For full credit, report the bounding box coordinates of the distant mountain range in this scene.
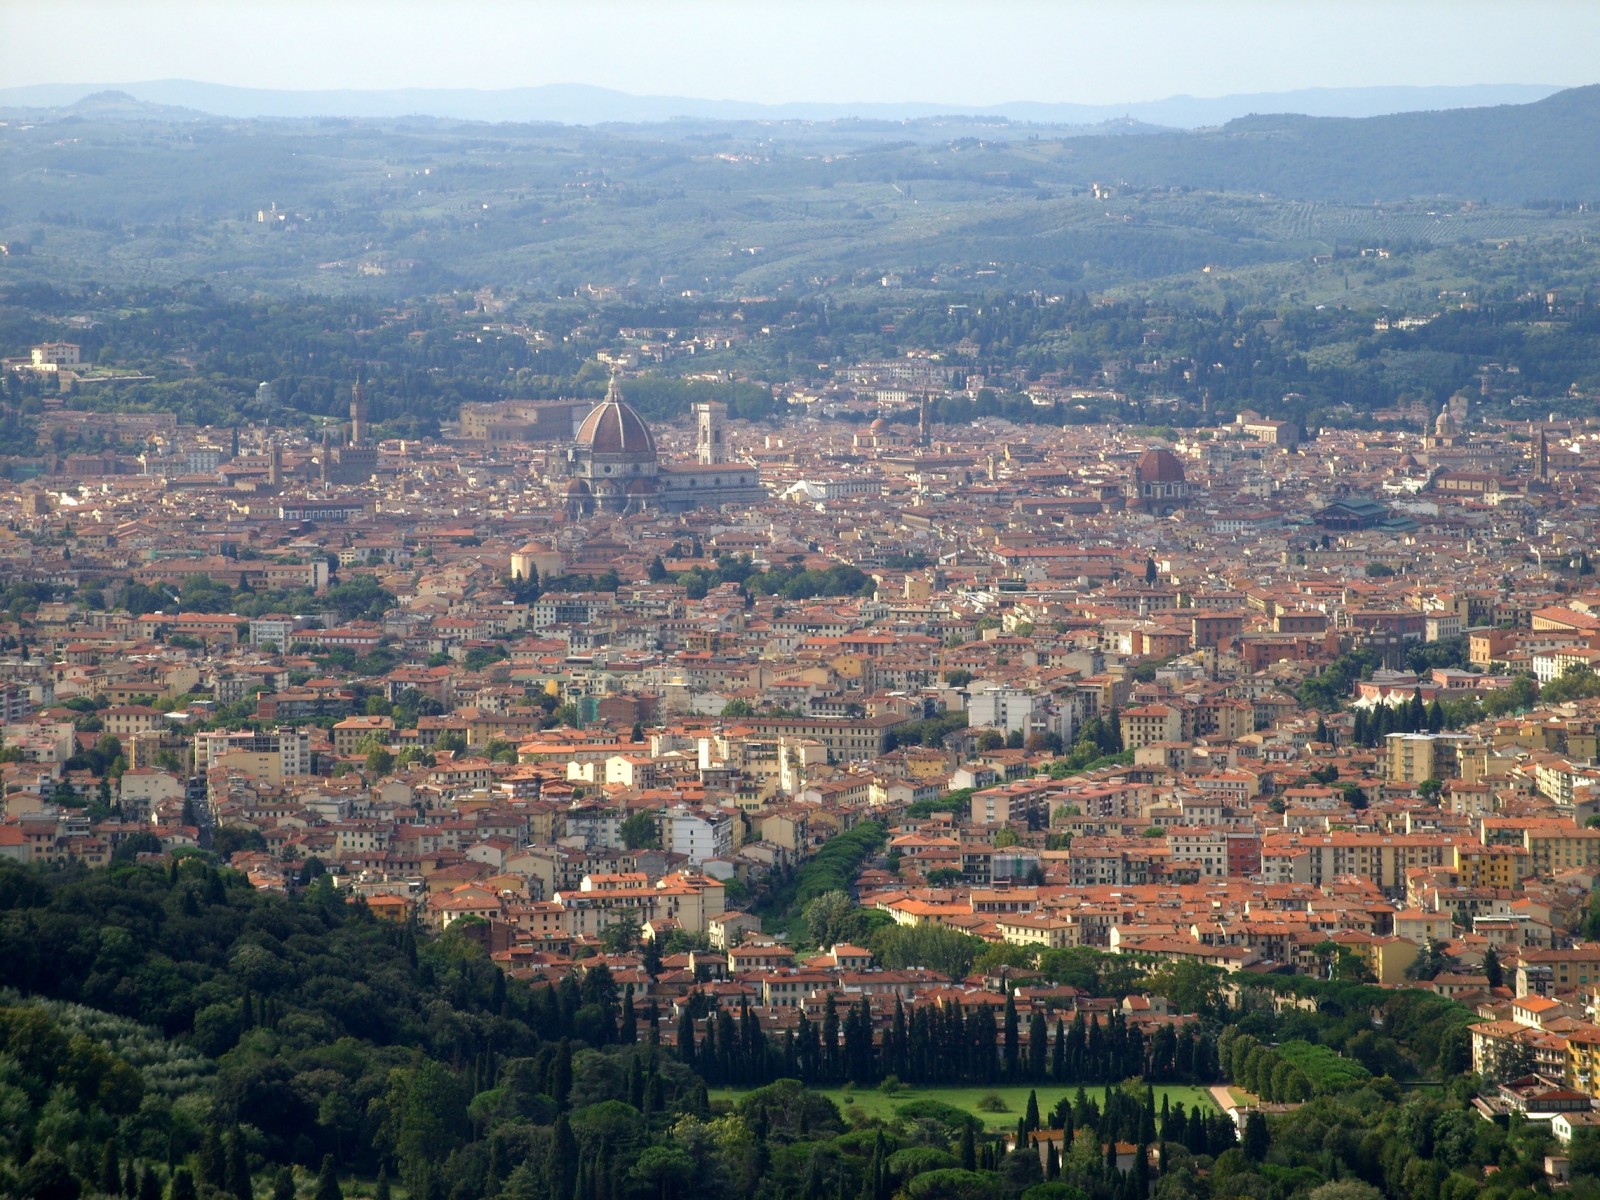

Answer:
[0,79,1567,128]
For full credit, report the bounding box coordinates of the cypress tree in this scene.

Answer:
[313,1155,342,1200]
[100,1139,122,1196]
[621,985,637,1044]
[1052,1017,1066,1082]
[227,1129,252,1200]
[892,999,909,1080]
[1003,994,1021,1080]
[1028,1010,1047,1081]
[960,1122,976,1171]
[677,1008,695,1066]
[822,996,840,1083]
[1025,1089,1041,1133]
[197,1129,225,1193]
[547,1114,578,1200]
[701,1013,720,1086]
[170,1168,199,1200]
[140,1166,162,1200]
[1242,1111,1269,1162]
[552,1039,574,1110]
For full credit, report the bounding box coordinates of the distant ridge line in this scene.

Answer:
[0,79,1569,129]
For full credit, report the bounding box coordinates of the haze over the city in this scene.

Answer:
[2,0,1593,111]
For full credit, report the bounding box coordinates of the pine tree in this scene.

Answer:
[1484,944,1504,989]
[375,1167,391,1200]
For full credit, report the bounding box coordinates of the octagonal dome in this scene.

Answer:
[576,376,656,459]
[1135,447,1185,484]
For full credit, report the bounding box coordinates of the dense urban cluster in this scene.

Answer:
[9,312,1600,1200]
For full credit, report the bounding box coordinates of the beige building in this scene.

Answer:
[1120,703,1188,751]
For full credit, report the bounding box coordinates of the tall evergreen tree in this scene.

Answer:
[547,1113,579,1200]
[313,1155,343,1200]
[1003,994,1020,1080]
[99,1139,122,1197]
[227,1130,253,1200]
[198,1128,226,1194]
[1484,945,1504,989]
[1028,1010,1048,1081]
[1242,1112,1269,1162]
[552,1039,574,1110]
[677,1007,695,1066]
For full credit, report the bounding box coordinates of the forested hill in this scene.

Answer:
[0,858,1533,1200]
[1054,84,1600,203]
[3,86,1599,300]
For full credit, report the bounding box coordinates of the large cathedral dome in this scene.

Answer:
[575,375,656,460]
[565,374,659,516]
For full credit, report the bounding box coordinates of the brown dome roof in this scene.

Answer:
[576,399,656,458]
[1136,448,1185,484]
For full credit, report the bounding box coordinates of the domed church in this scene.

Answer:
[564,373,660,515]
[1128,447,1190,516]
[562,374,765,517]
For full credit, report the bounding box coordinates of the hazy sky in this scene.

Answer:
[3,0,1594,103]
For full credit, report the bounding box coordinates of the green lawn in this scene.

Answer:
[713,1083,1218,1132]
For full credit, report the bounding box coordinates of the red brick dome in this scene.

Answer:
[1135,448,1185,484]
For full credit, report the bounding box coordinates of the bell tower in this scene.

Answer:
[349,369,368,446]
[694,401,727,465]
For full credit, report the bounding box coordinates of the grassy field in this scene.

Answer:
[712,1084,1218,1132]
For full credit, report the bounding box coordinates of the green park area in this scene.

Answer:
[715,1083,1219,1132]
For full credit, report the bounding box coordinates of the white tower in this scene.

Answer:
[694,401,727,465]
